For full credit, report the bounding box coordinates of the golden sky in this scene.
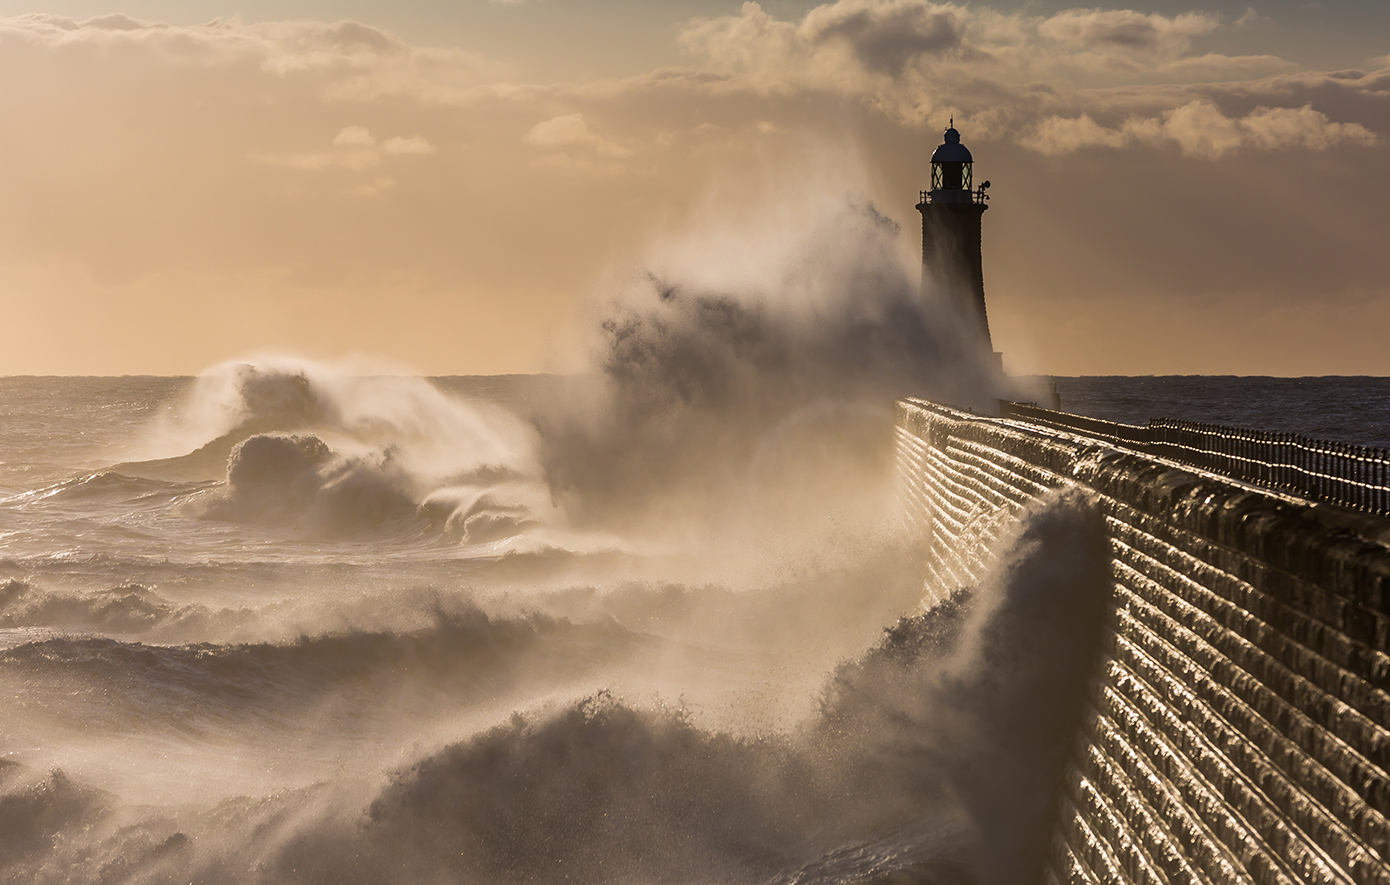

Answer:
[1,0,1388,376]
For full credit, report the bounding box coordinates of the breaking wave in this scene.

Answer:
[0,491,1110,885]
[540,197,1006,530]
[191,433,421,534]
[0,601,644,742]
[106,358,556,544]
[0,579,234,638]
[0,172,1096,885]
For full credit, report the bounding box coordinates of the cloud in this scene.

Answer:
[0,4,1387,375]
[72,13,150,32]
[524,113,632,159]
[678,1,1223,92]
[1028,101,1379,157]
[1235,8,1269,28]
[805,0,964,75]
[1036,9,1217,53]
[1028,113,1130,153]
[1237,104,1380,151]
[334,125,375,147]
[1,5,1375,165]
[259,128,435,178]
[0,13,496,104]
[674,0,1382,156]
[383,135,436,155]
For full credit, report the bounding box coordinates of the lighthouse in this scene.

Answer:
[917,121,995,357]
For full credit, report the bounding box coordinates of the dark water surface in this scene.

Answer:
[1054,375,1390,449]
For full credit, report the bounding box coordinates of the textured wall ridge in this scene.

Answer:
[894,398,1390,885]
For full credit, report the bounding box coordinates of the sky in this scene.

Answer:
[1,0,1388,376]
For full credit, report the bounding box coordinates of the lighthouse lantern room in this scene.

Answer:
[929,123,974,199]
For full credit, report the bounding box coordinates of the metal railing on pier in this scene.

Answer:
[1000,401,1390,516]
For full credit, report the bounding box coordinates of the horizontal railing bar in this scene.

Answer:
[999,401,1390,517]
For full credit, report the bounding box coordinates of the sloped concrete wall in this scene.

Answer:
[894,398,1390,885]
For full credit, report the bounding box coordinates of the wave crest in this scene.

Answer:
[192,433,419,534]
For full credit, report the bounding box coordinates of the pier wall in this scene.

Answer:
[894,398,1390,885]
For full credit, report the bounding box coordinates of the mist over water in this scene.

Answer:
[0,187,1097,884]
[541,196,1002,530]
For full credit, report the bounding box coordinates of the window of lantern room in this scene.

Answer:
[932,161,972,193]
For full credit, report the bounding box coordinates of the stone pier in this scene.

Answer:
[895,397,1390,885]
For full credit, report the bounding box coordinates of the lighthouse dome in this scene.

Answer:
[930,126,973,163]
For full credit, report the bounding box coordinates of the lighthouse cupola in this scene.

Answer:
[929,123,974,202]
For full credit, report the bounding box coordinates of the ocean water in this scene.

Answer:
[1,198,1081,884]
[1054,376,1390,449]
[0,357,1380,884]
[5,185,1381,883]
[0,368,891,880]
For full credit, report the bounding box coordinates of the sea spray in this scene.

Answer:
[0,176,1065,883]
[540,196,1006,533]
[132,359,536,477]
[194,433,419,533]
[928,489,1110,885]
[0,490,1111,884]
[109,359,562,544]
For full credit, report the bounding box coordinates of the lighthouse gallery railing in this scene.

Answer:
[1000,401,1390,517]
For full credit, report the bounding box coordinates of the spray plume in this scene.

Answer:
[0,159,1107,885]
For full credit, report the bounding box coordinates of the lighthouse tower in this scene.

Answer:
[917,121,994,354]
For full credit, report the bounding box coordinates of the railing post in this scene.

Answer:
[1335,441,1346,507]
[1288,434,1295,493]
[1347,443,1355,510]
[1301,439,1312,500]
[1312,440,1321,500]
[1329,441,1339,505]
[1282,433,1290,489]
[1247,430,1254,483]
[1358,445,1369,511]
[1293,433,1301,492]
[1289,436,1301,497]
[1380,452,1387,513]
[1302,435,1309,494]
[1343,442,1351,507]
[1318,441,1328,501]
[1228,425,1239,480]
[1381,452,1388,514]
[1373,447,1384,511]
[1344,442,1354,508]
[1287,434,1294,493]
[1303,437,1311,500]
[1328,442,1336,502]
[1259,430,1270,485]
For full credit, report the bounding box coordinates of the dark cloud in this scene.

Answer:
[810,2,963,76]
[1037,9,1217,53]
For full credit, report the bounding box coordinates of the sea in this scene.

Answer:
[1053,376,1390,449]
[0,364,1384,884]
